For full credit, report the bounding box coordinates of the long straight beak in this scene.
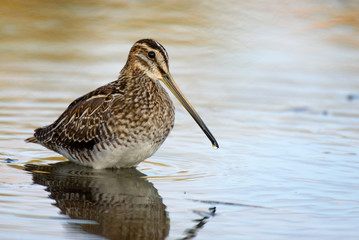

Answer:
[161,73,219,149]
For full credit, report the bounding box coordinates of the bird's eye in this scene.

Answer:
[148,51,156,59]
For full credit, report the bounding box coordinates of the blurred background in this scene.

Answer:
[0,0,359,239]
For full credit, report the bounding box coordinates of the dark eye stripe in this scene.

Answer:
[137,55,151,69]
[136,39,168,62]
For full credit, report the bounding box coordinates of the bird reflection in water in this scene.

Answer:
[24,162,169,240]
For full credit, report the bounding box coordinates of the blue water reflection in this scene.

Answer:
[0,0,358,239]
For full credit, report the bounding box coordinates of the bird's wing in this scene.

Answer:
[33,83,125,151]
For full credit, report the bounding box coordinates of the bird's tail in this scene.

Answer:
[25,137,38,143]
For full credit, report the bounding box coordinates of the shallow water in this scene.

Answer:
[1,0,359,239]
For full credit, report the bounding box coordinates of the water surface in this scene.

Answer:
[1,1,359,239]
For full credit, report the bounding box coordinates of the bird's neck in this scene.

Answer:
[117,68,159,96]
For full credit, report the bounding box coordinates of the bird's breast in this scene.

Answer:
[112,81,175,148]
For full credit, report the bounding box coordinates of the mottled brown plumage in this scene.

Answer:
[26,39,218,169]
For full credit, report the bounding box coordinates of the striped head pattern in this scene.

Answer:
[123,39,170,81]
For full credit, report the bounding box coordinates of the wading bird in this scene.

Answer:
[26,39,218,169]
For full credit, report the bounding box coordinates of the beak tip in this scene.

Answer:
[212,141,219,149]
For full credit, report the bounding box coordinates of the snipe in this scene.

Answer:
[26,39,218,169]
